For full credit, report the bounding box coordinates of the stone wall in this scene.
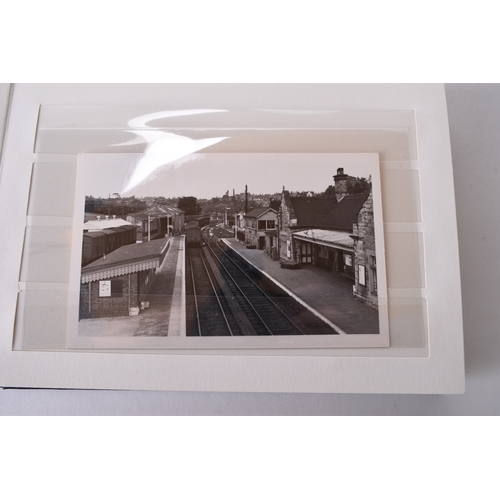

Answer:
[277,191,298,262]
[353,191,378,308]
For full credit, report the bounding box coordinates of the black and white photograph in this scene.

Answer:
[68,152,389,349]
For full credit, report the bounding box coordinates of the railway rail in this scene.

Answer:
[185,245,241,336]
[185,224,338,337]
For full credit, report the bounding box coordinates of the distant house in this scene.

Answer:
[277,168,377,308]
[243,207,277,249]
[126,205,184,242]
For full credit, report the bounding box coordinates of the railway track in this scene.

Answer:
[208,229,336,336]
[185,246,239,336]
[184,224,338,337]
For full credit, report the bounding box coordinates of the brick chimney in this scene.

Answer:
[334,167,348,202]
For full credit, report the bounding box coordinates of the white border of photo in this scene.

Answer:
[67,152,389,349]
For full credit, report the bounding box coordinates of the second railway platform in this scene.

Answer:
[220,236,379,335]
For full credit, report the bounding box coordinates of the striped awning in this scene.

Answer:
[81,259,159,284]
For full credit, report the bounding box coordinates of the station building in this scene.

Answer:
[277,168,378,308]
[127,205,185,242]
[79,237,170,319]
[243,207,277,249]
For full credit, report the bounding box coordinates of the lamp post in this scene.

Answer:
[147,215,156,242]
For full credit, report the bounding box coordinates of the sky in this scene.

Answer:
[78,153,379,200]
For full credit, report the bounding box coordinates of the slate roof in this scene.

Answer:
[287,191,369,231]
[244,207,277,218]
[324,192,370,231]
[144,204,184,215]
[289,197,338,226]
[128,204,184,221]
[82,237,169,274]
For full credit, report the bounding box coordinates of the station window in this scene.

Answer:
[344,254,353,267]
[358,265,366,286]
[258,220,275,230]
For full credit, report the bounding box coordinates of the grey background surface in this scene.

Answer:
[1,83,498,415]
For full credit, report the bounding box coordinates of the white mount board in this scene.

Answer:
[0,84,465,393]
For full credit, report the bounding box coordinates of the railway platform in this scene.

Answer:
[78,235,185,338]
[221,238,379,335]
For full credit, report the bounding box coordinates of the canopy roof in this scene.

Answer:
[293,229,354,249]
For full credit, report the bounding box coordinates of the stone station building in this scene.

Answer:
[276,168,378,308]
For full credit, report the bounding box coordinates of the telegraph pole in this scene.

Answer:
[233,188,236,239]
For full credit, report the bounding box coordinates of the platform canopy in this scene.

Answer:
[293,229,354,250]
[81,237,169,283]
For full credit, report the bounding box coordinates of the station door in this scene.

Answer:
[300,241,313,264]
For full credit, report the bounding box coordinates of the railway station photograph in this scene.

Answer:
[71,152,388,346]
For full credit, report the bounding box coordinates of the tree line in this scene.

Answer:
[86,178,371,220]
